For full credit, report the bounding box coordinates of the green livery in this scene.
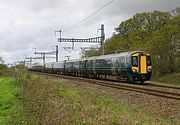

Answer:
[29,51,152,84]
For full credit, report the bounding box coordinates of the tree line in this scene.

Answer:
[82,8,180,76]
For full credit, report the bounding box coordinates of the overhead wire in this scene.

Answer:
[63,0,115,32]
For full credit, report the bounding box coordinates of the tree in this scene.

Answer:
[115,11,171,36]
[150,15,180,74]
[81,49,100,58]
[83,10,180,75]
[0,64,7,70]
[0,56,4,64]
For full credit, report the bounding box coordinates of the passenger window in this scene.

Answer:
[115,58,119,67]
[101,59,106,68]
[106,59,111,68]
[90,60,93,68]
[132,56,138,66]
[86,60,92,68]
[121,58,125,68]
[119,57,122,68]
[124,58,127,67]
[147,56,151,66]
[95,61,99,68]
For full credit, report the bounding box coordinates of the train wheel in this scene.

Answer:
[127,77,134,84]
[140,80,144,84]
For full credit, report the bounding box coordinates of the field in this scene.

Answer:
[0,77,20,125]
[0,71,179,124]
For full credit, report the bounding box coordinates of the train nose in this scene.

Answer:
[141,74,146,80]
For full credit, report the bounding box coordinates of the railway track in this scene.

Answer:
[34,72,180,100]
[145,82,180,90]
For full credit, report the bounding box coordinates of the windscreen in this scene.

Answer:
[131,56,138,66]
[147,56,151,66]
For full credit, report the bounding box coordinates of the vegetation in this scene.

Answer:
[15,64,26,70]
[0,64,7,70]
[0,56,4,64]
[82,8,180,77]
[0,63,22,125]
[152,72,180,86]
[0,64,8,76]
[0,8,179,124]
[81,49,100,58]
[0,77,20,125]
[7,72,178,124]
[0,68,179,124]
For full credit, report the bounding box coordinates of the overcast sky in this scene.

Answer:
[0,0,179,64]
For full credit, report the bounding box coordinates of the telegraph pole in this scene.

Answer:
[56,45,58,62]
[55,30,61,61]
[100,24,105,55]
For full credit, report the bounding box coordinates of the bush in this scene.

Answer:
[0,64,7,70]
[0,64,8,76]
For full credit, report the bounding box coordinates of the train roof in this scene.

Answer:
[65,58,86,63]
[86,51,144,60]
[32,62,44,66]
[43,51,145,64]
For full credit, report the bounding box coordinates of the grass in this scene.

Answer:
[8,72,179,125]
[57,83,176,124]
[152,72,180,86]
[0,77,20,125]
[0,71,179,124]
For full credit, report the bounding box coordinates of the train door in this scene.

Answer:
[140,56,147,74]
[93,59,96,74]
[131,54,139,72]
[111,58,116,75]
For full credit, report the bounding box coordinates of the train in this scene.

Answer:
[28,51,152,83]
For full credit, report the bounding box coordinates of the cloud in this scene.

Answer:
[0,0,179,63]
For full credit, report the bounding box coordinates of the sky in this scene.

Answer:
[0,0,179,64]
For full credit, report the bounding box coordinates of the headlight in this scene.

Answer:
[147,68,152,72]
[132,69,138,72]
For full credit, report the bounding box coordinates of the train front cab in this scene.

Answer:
[131,52,152,83]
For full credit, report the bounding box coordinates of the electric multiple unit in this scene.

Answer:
[29,51,152,83]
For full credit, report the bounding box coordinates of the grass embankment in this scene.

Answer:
[152,72,180,86]
[0,76,20,125]
[8,73,177,125]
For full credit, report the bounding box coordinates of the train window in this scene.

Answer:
[95,60,99,68]
[90,60,93,68]
[106,59,111,68]
[95,59,105,68]
[74,62,78,68]
[86,60,92,68]
[82,62,85,68]
[71,62,74,68]
[86,61,89,68]
[68,62,71,68]
[131,56,138,66]
[147,56,151,66]
[115,58,119,67]
[120,57,125,68]
[101,59,106,68]
[119,57,122,68]
[124,58,127,67]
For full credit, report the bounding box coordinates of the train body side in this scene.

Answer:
[29,51,152,83]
